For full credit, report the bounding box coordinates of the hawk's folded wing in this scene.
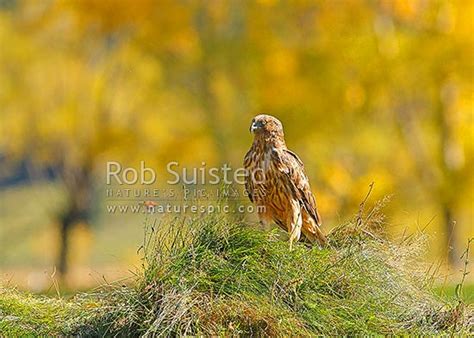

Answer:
[272,148,322,226]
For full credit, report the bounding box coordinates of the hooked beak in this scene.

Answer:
[250,122,258,133]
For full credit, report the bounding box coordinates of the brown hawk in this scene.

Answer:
[244,114,327,249]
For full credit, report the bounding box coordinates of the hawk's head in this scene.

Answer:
[250,114,284,138]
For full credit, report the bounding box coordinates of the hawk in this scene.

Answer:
[244,114,327,249]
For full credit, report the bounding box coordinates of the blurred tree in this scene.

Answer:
[0,1,195,274]
[373,0,473,264]
[0,0,472,276]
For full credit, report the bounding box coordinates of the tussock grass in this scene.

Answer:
[1,206,472,336]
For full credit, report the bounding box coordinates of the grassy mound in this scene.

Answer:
[1,209,472,335]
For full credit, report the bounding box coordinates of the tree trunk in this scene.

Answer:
[58,215,72,275]
[57,162,93,276]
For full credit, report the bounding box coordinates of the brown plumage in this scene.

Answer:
[244,114,327,249]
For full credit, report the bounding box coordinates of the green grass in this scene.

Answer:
[0,287,99,335]
[1,209,473,335]
[435,283,474,304]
